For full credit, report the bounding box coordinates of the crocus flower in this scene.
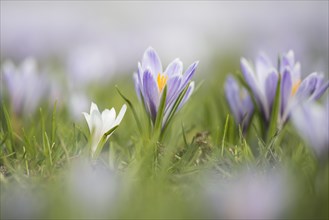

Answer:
[240,50,329,129]
[240,53,279,121]
[292,100,329,158]
[83,102,126,157]
[133,47,198,127]
[2,58,48,115]
[224,75,254,131]
[279,50,329,126]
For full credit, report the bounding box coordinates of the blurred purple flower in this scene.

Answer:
[292,100,329,158]
[0,184,47,219]
[2,58,48,115]
[240,52,279,121]
[240,50,329,129]
[279,50,329,126]
[224,75,254,131]
[133,47,198,126]
[205,169,293,219]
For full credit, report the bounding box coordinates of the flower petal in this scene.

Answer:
[280,68,292,116]
[90,108,103,140]
[165,58,183,76]
[182,61,199,89]
[292,101,329,156]
[178,81,195,111]
[83,112,92,132]
[133,73,142,100]
[137,62,143,83]
[291,62,301,83]
[101,108,116,133]
[143,69,159,122]
[225,76,243,123]
[265,70,278,112]
[312,80,329,100]
[255,53,273,83]
[280,50,295,72]
[142,47,162,76]
[296,72,318,100]
[256,52,272,70]
[114,104,127,126]
[90,102,99,115]
[166,75,182,106]
[240,58,259,101]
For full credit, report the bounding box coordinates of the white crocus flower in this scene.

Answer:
[83,102,127,158]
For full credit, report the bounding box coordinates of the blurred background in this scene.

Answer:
[2,1,328,120]
[1,1,328,74]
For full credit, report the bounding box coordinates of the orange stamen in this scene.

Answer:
[291,80,301,96]
[157,73,168,93]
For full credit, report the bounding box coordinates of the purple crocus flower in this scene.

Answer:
[240,50,329,129]
[240,53,279,121]
[133,47,198,126]
[279,50,329,126]
[292,100,329,158]
[224,75,254,131]
[2,58,48,115]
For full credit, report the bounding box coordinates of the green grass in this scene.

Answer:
[0,55,328,219]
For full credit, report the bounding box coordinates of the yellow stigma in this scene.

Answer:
[291,80,301,96]
[157,73,168,93]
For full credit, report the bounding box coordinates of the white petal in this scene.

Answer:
[82,112,92,132]
[113,104,127,126]
[90,102,99,115]
[90,109,103,140]
[101,108,116,133]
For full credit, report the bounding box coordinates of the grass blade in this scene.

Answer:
[221,114,230,157]
[115,86,143,135]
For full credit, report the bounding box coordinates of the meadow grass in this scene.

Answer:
[0,55,328,219]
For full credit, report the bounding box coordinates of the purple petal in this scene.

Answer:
[142,47,162,76]
[242,88,254,114]
[296,73,318,100]
[163,81,195,125]
[255,53,273,81]
[312,80,329,100]
[280,50,295,72]
[280,69,292,116]
[240,58,260,104]
[165,58,183,76]
[181,61,199,89]
[225,76,254,129]
[225,76,243,123]
[178,81,195,111]
[241,88,254,132]
[143,69,159,122]
[265,70,278,109]
[166,75,182,106]
[311,74,324,95]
